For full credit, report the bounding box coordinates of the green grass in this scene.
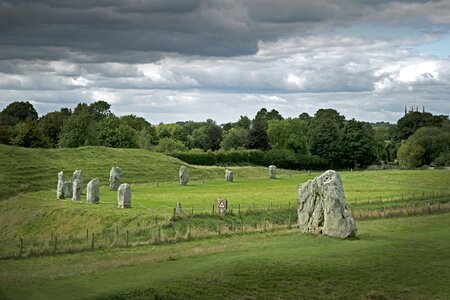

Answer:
[1,213,450,299]
[0,144,273,200]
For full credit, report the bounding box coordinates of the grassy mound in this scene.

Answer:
[0,144,270,200]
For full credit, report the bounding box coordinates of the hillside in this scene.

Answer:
[0,144,268,200]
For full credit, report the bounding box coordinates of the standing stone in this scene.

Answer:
[57,171,64,199]
[109,167,122,191]
[117,183,131,208]
[72,170,83,195]
[225,170,233,182]
[297,170,357,238]
[72,178,82,201]
[179,165,189,185]
[63,181,73,198]
[269,165,276,179]
[86,178,100,204]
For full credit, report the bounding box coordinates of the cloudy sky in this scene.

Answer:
[1,0,449,124]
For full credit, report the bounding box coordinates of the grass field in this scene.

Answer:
[1,146,450,299]
[1,213,450,299]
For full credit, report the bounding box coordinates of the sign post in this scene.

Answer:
[218,198,228,215]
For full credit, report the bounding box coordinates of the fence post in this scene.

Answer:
[54,236,57,254]
[126,230,129,247]
[191,207,194,216]
[253,202,255,210]
[383,205,386,218]
[212,205,215,214]
[86,228,89,240]
[91,232,95,250]
[428,202,431,214]
[157,227,161,243]
[238,204,241,215]
[19,238,23,257]
[263,217,266,232]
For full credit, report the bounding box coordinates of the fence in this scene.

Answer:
[2,191,450,259]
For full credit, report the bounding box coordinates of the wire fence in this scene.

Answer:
[2,191,450,259]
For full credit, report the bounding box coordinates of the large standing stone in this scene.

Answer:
[225,169,233,182]
[117,183,131,208]
[297,170,357,238]
[72,170,83,195]
[179,165,189,185]
[269,165,276,179]
[72,178,82,201]
[57,171,64,199]
[63,181,73,198]
[86,178,100,204]
[109,167,122,191]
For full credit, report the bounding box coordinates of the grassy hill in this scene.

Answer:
[0,144,270,200]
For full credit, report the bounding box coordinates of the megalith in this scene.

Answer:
[109,167,122,191]
[269,165,276,179]
[297,170,357,238]
[57,171,65,199]
[86,178,100,204]
[117,183,131,208]
[179,165,189,185]
[63,181,73,198]
[72,178,82,201]
[72,170,83,195]
[225,170,233,182]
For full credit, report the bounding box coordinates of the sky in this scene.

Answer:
[1,0,449,124]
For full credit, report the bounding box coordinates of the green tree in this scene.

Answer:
[340,119,377,168]
[309,109,345,168]
[11,121,49,148]
[246,119,269,150]
[189,120,223,151]
[59,110,99,147]
[154,137,187,154]
[0,101,38,125]
[97,116,138,148]
[398,126,450,167]
[39,111,65,147]
[393,111,447,142]
[267,118,308,154]
[220,127,248,150]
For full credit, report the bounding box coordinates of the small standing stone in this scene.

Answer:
[109,167,122,191]
[179,165,189,185]
[225,170,234,182]
[72,170,83,195]
[117,183,131,208]
[269,165,276,179]
[86,178,100,204]
[57,171,64,199]
[72,178,82,201]
[63,181,73,198]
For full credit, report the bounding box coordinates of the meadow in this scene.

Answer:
[1,145,450,299]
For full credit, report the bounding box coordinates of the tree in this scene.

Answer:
[0,101,38,125]
[189,120,223,151]
[89,101,112,120]
[11,121,49,148]
[220,127,248,150]
[393,111,447,142]
[398,126,450,167]
[59,110,98,147]
[267,118,308,154]
[246,119,269,150]
[309,109,345,168]
[236,115,251,130]
[340,119,377,168]
[97,116,138,148]
[39,111,65,147]
[154,137,187,154]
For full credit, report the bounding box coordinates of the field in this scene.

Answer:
[1,145,450,299]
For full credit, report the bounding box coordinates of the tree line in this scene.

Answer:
[0,101,448,169]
